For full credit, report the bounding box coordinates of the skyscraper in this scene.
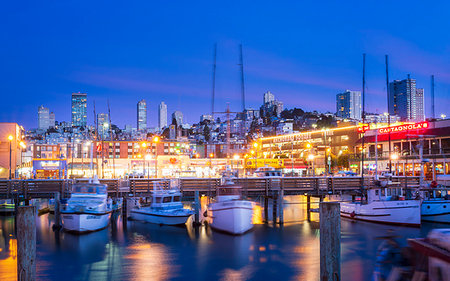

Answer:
[38,105,50,130]
[96,113,110,139]
[263,91,275,104]
[137,100,147,131]
[172,111,183,126]
[336,90,362,121]
[71,92,87,127]
[389,76,425,121]
[158,102,167,130]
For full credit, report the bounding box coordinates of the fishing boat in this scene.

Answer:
[60,180,112,233]
[129,181,193,225]
[340,184,421,227]
[420,187,450,223]
[205,174,254,235]
[254,166,282,178]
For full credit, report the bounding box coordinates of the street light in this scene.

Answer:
[153,136,160,178]
[308,154,315,177]
[391,153,399,176]
[8,135,13,179]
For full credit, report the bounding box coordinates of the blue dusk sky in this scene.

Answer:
[1,0,450,129]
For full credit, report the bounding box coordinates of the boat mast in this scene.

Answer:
[211,43,217,120]
[361,53,366,188]
[431,75,435,119]
[107,100,115,178]
[239,44,246,112]
[385,55,392,173]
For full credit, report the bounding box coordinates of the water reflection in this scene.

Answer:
[0,195,445,281]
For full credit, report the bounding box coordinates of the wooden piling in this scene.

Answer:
[122,194,128,226]
[193,190,201,226]
[319,202,341,281]
[264,196,269,223]
[306,195,311,222]
[17,206,36,281]
[272,193,278,224]
[278,189,284,225]
[54,192,61,229]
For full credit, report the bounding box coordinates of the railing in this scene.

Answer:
[0,176,423,199]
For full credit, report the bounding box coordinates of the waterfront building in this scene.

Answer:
[96,113,110,139]
[71,92,87,127]
[254,122,360,175]
[0,123,25,179]
[352,119,450,179]
[158,102,168,130]
[172,111,183,126]
[336,90,362,121]
[38,105,51,130]
[137,100,147,131]
[389,76,425,122]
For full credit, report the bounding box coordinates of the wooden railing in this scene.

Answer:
[0,176,422,199]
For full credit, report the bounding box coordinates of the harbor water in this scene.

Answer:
[0,195,446,281]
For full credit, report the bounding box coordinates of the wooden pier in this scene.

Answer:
[0,176,421,201]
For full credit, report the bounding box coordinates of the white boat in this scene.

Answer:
[420,187,450,224]
[61,181,112,233]
[254,166,282,178]
[341,185,421,227]
[205,176,254,235]
[129,182,193,225]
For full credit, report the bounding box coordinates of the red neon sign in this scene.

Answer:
[378,121,429,134]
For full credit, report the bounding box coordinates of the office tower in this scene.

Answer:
[336,90,362,120]
[389,76,425,121]
[38,105,50,130]
[97,113,110,139]
[172,111,183,126]
[158,102,168,130]
[263,91,275,104]
[137,99,147,131]
[49,112,55,128]
[71,92,87,127]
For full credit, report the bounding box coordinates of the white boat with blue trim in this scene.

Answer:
[205,175,254,235]
[61,180,113,233]
[129,182,193,225]
[341,185,421,227]
[420,187,450,223]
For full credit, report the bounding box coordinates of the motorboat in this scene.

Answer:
[205,174,254,235]
[129,181,193,225]
[254,166,282,178]
[0,199,14,215]
[341,184,421,227]
[420,187,450,224]
[61,180,113,233]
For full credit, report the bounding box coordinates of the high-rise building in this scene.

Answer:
[137,100,147,131]
[263,91,275,104]
[158,102,168,130]
[336,90,362,121]
[71,92,87,127]
[38,105,50,130]
[389,76,425,121]
[172,111,183,126]
[97,113,110,139]
[49,112,55,128]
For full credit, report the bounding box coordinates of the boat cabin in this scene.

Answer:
[72,184,107,195]
[421,188,450,200]
[150,190,183,209]
[367,186,416,203]
[254,166,282,178]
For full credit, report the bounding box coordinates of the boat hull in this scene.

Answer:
[421,200,450,224]
[206,200,254,235]
[130,209,192,225]
[341,200,421,227]
[61,212,111,233]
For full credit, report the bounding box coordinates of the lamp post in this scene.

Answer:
[8,135,13,180]
[391,153,399,176]
[153,136,160,178]
[233,154,240,176]
[308,154,315,177]
[19,141,26,179]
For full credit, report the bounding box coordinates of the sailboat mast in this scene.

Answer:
[385,55,392,173]
[211,44,217,119]
[239,44,246,112]
[361,54,366,187]
[107,100,115,178]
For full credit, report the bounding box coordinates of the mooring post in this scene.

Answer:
[54,192,61,229]
[278,189,284,225]
[264,196,269,223]
[320,202,341,281]
[272,192,278,225]
[122,194,128,226]
[193,190,201,226]
[17,205,36,281]
[306,195,311,222]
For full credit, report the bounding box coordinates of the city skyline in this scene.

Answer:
[2,1,450,129]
